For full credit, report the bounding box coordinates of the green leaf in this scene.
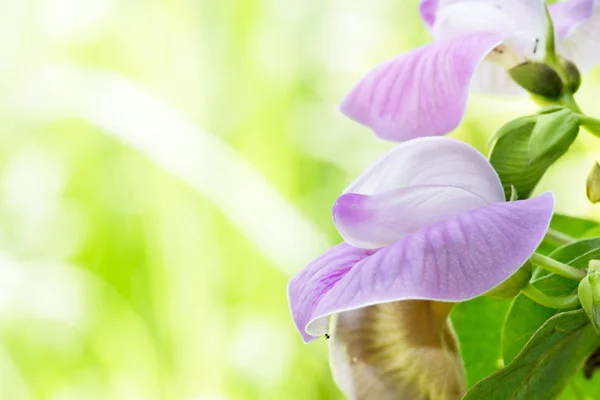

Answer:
[551,215,600,238]
[451,297,510,387]
[489,118,569,200]
[502,238,600,363]
[538,214,600,255]
[528,109,579,163]
[465,310,600,400]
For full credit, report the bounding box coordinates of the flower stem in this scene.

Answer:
[544,228,576,247]
[562,92,583,113]
[521,283,580,309]
[577,114,600,138]
[561,93,600,137]
[531,253,587,281]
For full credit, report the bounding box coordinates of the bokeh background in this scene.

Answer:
[0,0,599,399]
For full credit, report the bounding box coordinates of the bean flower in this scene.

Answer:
[341,0,600,141]
[288,137,554,399]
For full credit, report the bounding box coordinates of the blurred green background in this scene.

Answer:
[0,0,599,399]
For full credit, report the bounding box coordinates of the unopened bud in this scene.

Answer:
[486,261,532,300]
[509,62,563,99]
[587,163,600,204]
[561,58,582,94]
[578,260,600,334]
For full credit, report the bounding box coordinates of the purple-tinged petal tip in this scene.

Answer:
[340,33,503,141]
[419,0,439,28]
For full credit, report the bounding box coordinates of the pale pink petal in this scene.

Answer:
[558,0,600,72]
[340,33,503,141]
[333,137,504,247]
[432,0,547,57]
[289,192,554,342]
[550,0,594,40]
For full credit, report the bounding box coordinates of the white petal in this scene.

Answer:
[433,0,548,61]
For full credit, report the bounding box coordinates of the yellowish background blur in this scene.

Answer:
[0,1,599,399]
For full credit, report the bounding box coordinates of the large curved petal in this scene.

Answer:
[334,137,505,248]
[291,192,554,342]
[557,0,600,72]
[329,302,465,400]
[550,0,594,40]
[339,33,503,141]
[343,137,504,201]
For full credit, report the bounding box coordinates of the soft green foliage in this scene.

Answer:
[465,310,600,400]
[451,298,511,387]
[0,1,599,399]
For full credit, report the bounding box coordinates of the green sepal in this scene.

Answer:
[537,105,565,115]
[508,61,563,99]
[528,108,580,163]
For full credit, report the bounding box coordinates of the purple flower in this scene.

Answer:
[341,0,600,141]
[288,137,554,398]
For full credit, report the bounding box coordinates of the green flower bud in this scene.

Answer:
[509,62,563,99]
[486,261,532,300]
[578,260,600,334]
[561,58,582,94]
[528,108,580,163]
[587,162,600,204]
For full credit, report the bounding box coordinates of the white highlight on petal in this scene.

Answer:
[343,137,504,203]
